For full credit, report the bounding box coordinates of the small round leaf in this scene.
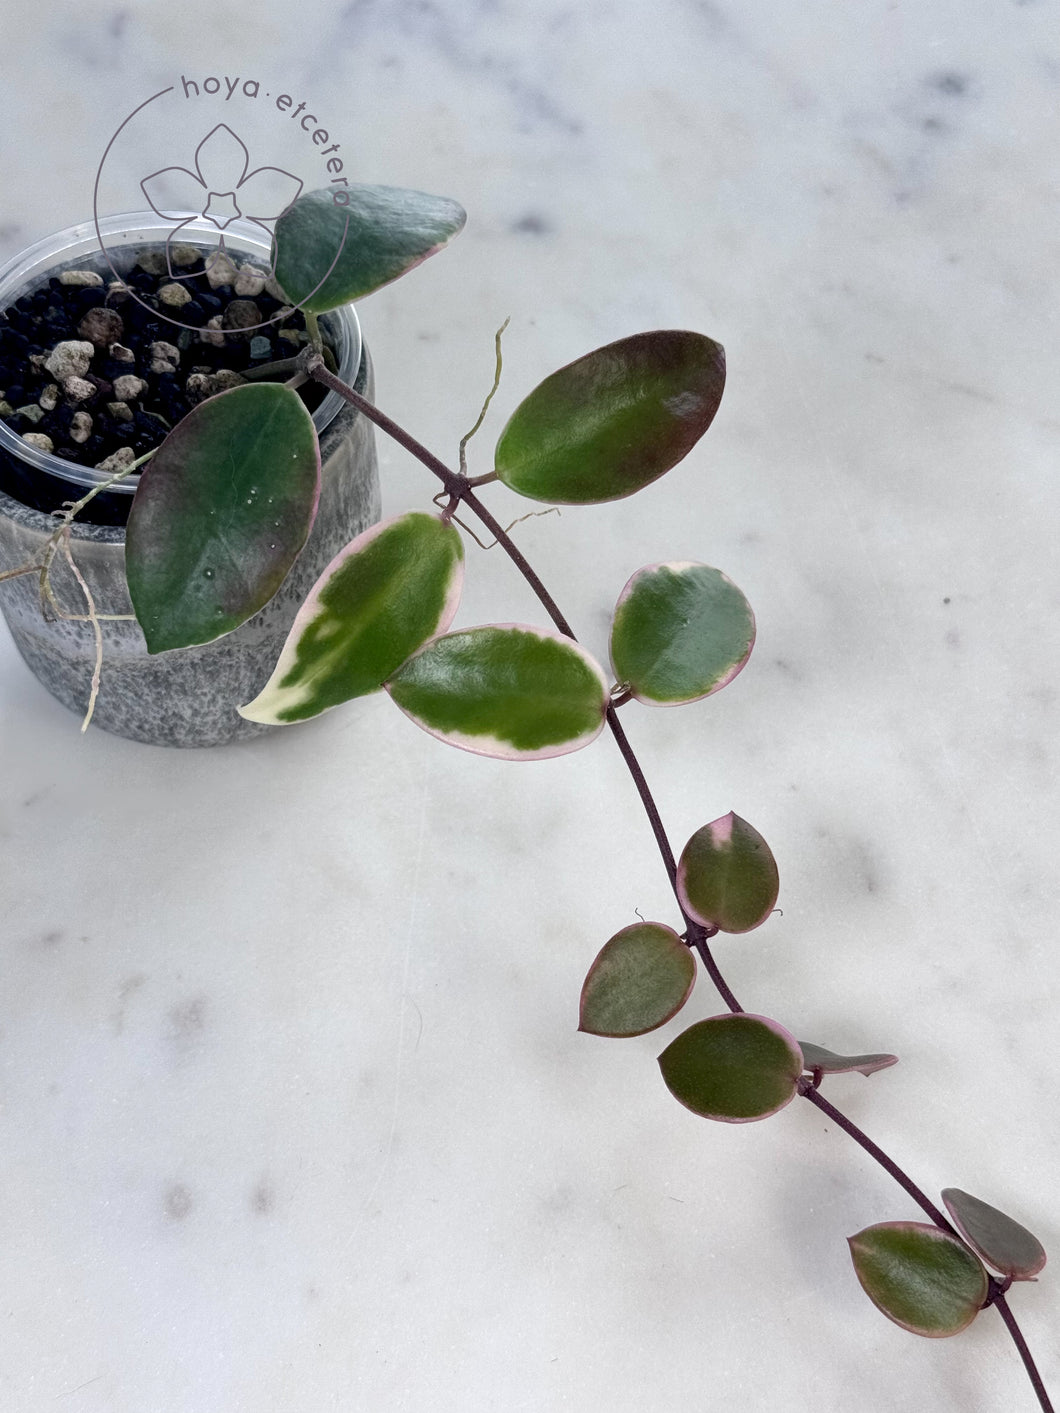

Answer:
[272,185,467,314]
[386,624,609,760]
[799,1041,899,1078]
[941,1189,1047,1281]
[239,512,464,724]
[677,813,779,934]
[658,1013,803,1122]
[848,1222,988,1338]
[494,331,725,504]
[579,923,695,1037]
[610,562,755,705]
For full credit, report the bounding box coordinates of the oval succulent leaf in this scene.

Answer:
[272,185,467,314]
[658,1013,803,1122]
[386,624,609,760]
[677,812,779,934]
[494,330,725,504]
[239,511,464,725]
[848,1222,988,1338]
[941,1189,1047,1280]
[798,1041,899,1078]
[126,382,319,654]
[610,561,755,705]
[579,923,695,1037]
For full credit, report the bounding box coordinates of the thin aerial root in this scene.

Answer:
[61,531,103,732]
[458,316,511,475]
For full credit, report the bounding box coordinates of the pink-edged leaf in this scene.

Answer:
[799,1041,899,1078]
[677,812,779,934]
[240,511,464,725]
[610,561,755,705]
[386,624,609,761]
[579,923,695,1037]
[272,185,467,313]
[126,382,319,653]
[941,1189,1047,1280]
[848,1222,988,1337]
[658,1013,803,1122]
[494,331,726,505]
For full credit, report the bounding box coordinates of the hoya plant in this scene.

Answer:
[12,186,1055,1409]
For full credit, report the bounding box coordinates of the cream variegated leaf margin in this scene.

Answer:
[386,623,610,761]
[240,511,464,725]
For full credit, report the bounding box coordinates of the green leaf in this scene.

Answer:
[848,1222,988,1337]
[386,624,609,760]
[579,923,695,1037]
[239,511,464,725]
[271,185,467,314]
[658,1013,803,1122]
[798,1041,899,1078]
[494,330,725,504]
[941,1189,1047,1280]
[610,562,755,705]
[677,812,779,934]
[126,383,319,654]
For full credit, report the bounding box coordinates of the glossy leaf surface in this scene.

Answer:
[272,185,467,314]
[610,561,755,705]
[799,1041,899,1078]
[386,624,609,760]
[494,330,725,504]
[579,923,695,1037]
[941,1189,1047,1280]
[677,812,779,934]
[658,1013,802,1122]
[239,512,464,724]
[126,383,319,653]
[848,1222,988,1337]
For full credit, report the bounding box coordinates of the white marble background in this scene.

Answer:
[1,2,1058,1409]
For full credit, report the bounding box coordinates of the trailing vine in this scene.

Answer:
[301,346,1053,1412]
[3,181,1051,1406]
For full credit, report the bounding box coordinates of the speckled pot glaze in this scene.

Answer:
[0,346,380,746]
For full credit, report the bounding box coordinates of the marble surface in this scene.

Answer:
[1,2,1058,1409]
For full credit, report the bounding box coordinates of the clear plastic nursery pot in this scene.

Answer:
[0,214,380,747]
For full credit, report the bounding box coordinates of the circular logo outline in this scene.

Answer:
[93,86,350,335]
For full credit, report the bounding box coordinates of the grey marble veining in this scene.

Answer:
[0,4,1057,1411]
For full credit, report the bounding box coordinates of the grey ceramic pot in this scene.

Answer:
[0,346,380,746]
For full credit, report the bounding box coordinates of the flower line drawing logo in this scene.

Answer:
[140,123,303,282]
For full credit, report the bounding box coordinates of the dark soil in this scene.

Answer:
[0,246,340,525]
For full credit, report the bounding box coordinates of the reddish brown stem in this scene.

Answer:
[799,1084,955,1231]
[308,362,1052,1410]
[993,1294,1054,1413]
